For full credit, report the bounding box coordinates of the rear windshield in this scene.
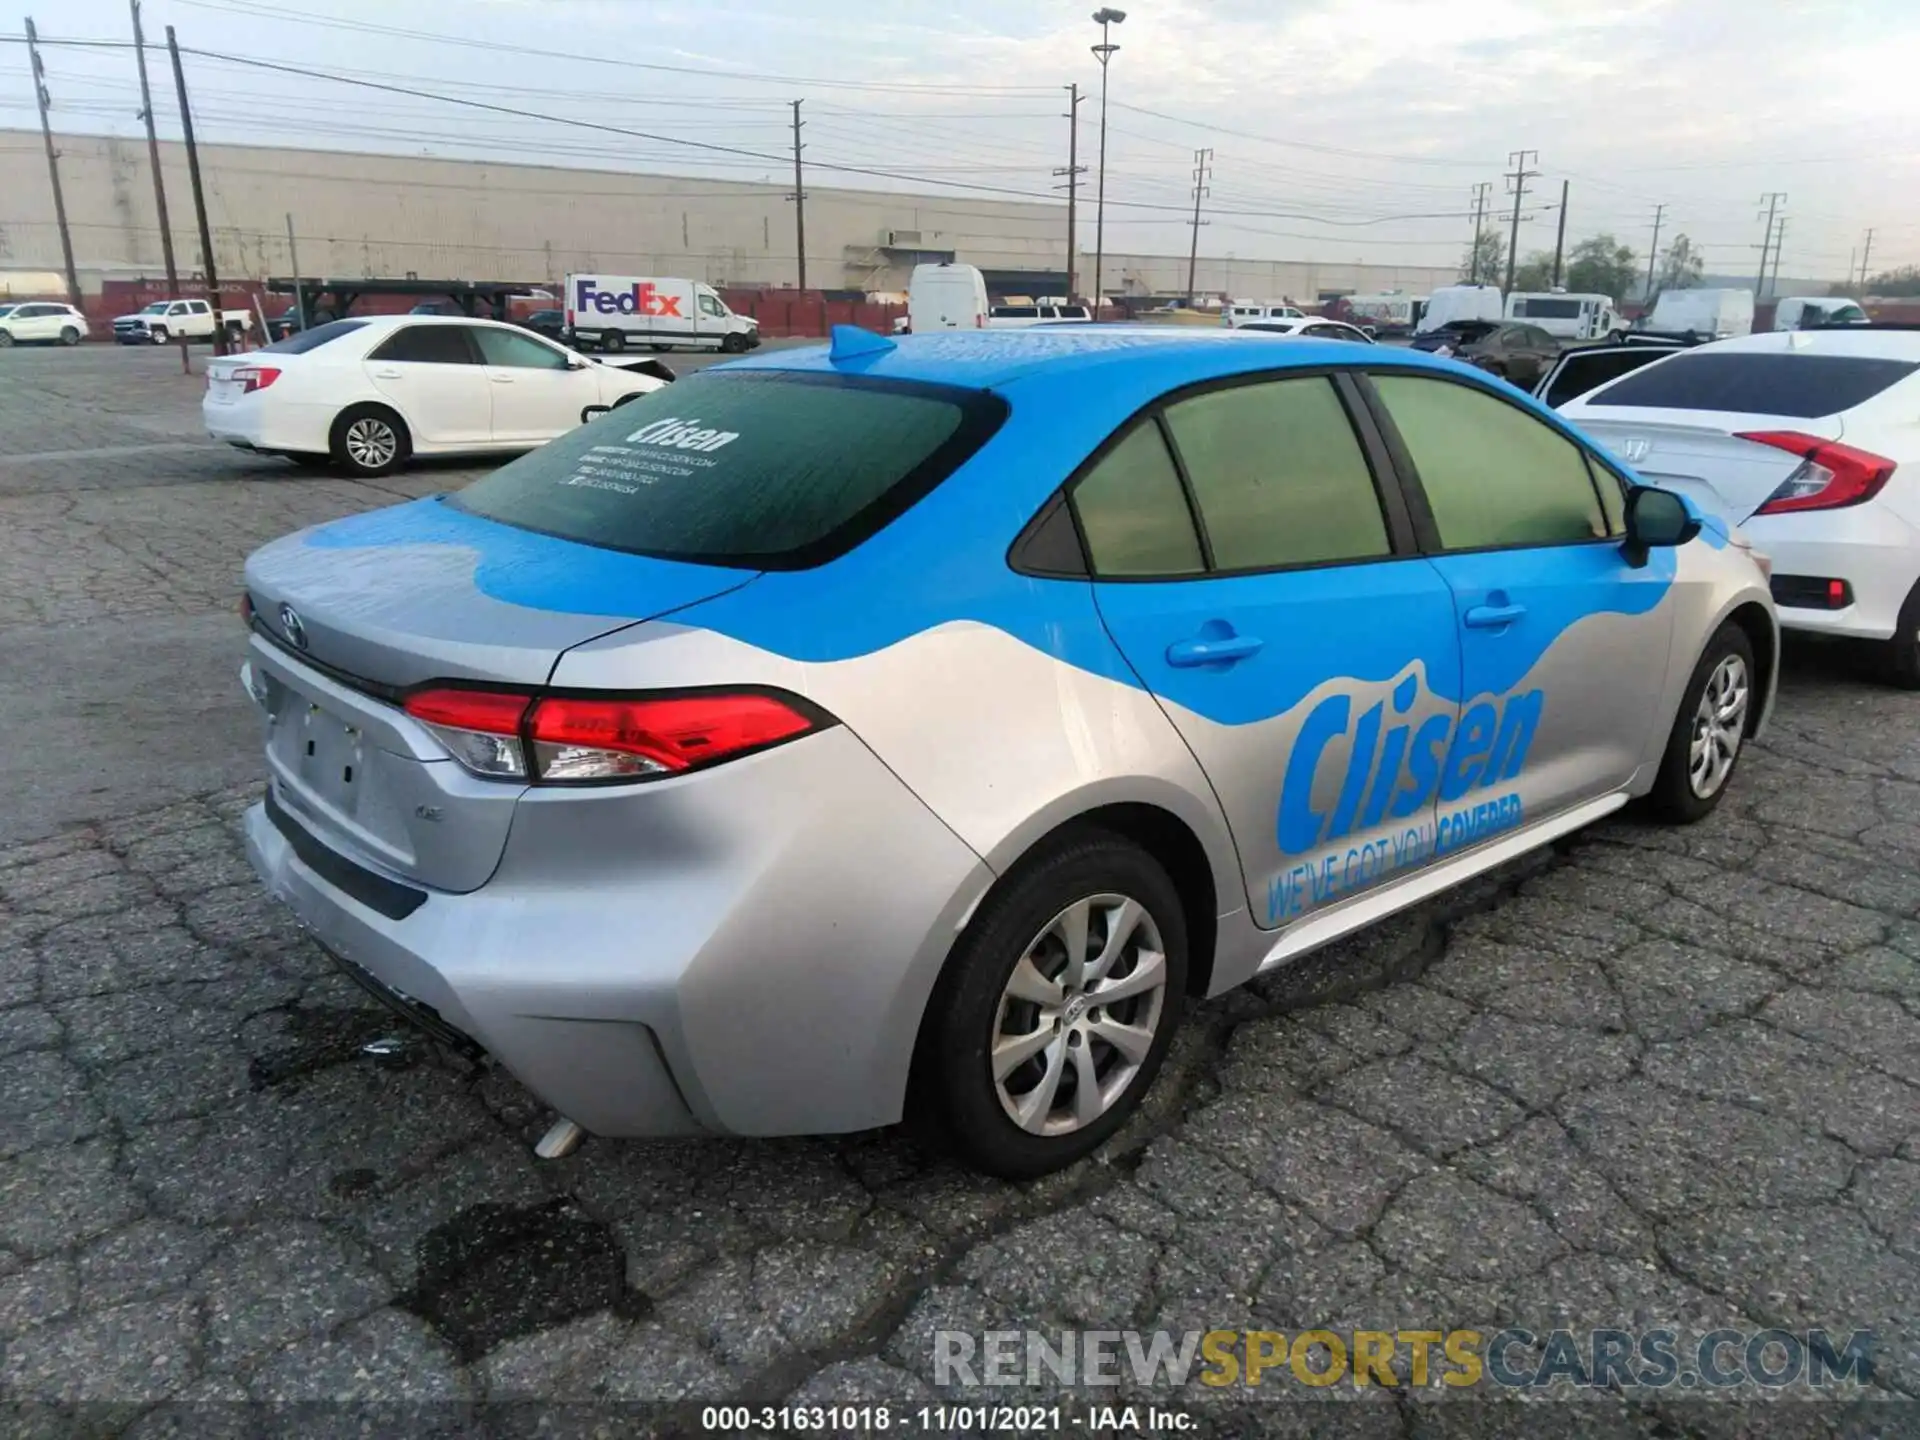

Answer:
[260,319,369,354]
[449,371,1007,569]
[1586,352,1920,418]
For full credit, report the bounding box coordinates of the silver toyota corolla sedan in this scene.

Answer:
[240,326,1778,1177]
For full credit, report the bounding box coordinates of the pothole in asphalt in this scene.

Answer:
[401,1198,645,1361]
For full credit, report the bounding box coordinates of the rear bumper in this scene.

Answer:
[243,723,992,1140]
[203,396,332,455]
[1742,506,1920,641]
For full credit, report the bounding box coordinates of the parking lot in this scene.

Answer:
[1,343,1916,1434]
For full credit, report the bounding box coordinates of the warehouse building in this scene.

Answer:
[0,130,1457,302]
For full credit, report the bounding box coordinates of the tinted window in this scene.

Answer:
[452,372,1004,568]
[994,306,1040,319]
[1373,374,1605,549]
[473,326,570,370]
[1515,298,1581,320]
[371,326,479,365]
[1539,347,1673,409]
[260,319,369,355]
[1586,352,1920,418]
[1072,423,1205,577]
[1163,378,1389,572]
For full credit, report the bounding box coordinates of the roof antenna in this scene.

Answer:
[828,324,897,364]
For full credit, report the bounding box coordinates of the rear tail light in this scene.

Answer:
[232,365,281,393]
[1737,431,1896,516]
[401,686,827,783]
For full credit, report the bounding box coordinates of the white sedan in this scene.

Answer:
[203,315,669,476]
[1234,316,1376,344]
[1561,327,1920,684]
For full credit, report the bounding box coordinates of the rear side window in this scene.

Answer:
[1373,374,1606,550]
[260,319,368,355]
[1586,352,1920,418]
[371,325,479,365]
[451,372,1005,569]
[1162,378,1390,572]
[1540,347,1673,409]
[1072,424,1205,577]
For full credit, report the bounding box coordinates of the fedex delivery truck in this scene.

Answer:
[565,275,760,354]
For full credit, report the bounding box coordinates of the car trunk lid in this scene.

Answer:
[1571,411,1845,524]
[243,497,756,891]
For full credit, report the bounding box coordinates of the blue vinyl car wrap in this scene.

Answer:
[240,326,1778,1174]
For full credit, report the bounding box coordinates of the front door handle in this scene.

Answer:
[1166,633,1264,668]
[489,375,514,384]
[1464,602,1527,629]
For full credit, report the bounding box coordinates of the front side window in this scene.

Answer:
[1371,373,1606,550]
[1071,423,1205,578]
[371,325,479,365]
[473,326,570,370]
[1162,377,1390,572]
[698,294,725,318]
[452,371,1004,568]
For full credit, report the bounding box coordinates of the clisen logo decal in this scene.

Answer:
[574,279,683,317]
[1269,671,1543,922]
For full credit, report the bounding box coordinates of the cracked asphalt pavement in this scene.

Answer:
[1,345,1917,1436]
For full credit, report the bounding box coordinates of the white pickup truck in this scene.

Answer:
[112,298,254,346]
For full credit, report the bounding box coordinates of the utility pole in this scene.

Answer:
[1644,203,1665,303]
[285,214,304,331]
[1090,8,1125,317]
[166,26,224,355]
[25,19,81,310]
[787,100,807,293]
[130,0,179,297]
[1184,148,1211,307]
[1768,216,1787,300]
[1859,227,1875,292]
[1549,178,1570,288]
[1467,181,1490,283]
[1501,148,1539,296]
[1754,191,1785,298]
[1053,84,1086,303]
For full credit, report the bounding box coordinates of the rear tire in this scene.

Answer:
[918,831,1188,1179]
[59,326,80,346]
[224,321,246,346]
[601,331,626,354]
[1646,622,1757,823]
[328,404,410,477]
[1880,579,1920,689]
[0,330,13,349]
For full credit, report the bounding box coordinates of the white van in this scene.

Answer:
[565,275,760,354]
[907,262,989,334]
[1222,301,1306,328]
[986,302,1094,329]
[1416,284,1504,334]
[1504,291,1620,340]
[1772,296,1870,331]
[1639,288,1755,340]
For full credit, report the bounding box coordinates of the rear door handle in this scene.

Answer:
[489,375,514,384]
[1166,633,1264,667]
[371,368,402,379]
[1464,602,1527,629]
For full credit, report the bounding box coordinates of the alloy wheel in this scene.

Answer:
[1688,653,1749,798]
[344,417,399,470]
[991,893,1169,1137]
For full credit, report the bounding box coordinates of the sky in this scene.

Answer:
[4,0,1918,279]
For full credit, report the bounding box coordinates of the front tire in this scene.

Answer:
[1646,622,1757,822]
[329,405,410,477]
[919,832,1188,1179]
[720,332,748,354]
[148,326,169,346]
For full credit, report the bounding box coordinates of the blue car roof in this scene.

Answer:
[718,325,1469,393]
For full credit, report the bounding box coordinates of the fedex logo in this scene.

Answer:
[574,280,683,318]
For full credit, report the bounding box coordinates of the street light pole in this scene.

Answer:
[1090,8,1125,320]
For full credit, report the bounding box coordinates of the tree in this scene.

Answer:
[1654,233,1705,296]
[1866,265,1920,297]
[1566,233,1637,300]
[1510,251,1556,292]
[1459,230,1504,285]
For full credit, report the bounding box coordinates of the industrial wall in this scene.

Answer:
[0,129,1456,299]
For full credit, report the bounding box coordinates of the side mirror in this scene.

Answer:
[1623,485,1699,566]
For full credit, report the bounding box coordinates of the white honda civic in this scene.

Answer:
[1562,327,1920,684]
[203,315,669,476]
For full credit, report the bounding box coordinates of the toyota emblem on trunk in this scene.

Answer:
[278,603,309,651]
